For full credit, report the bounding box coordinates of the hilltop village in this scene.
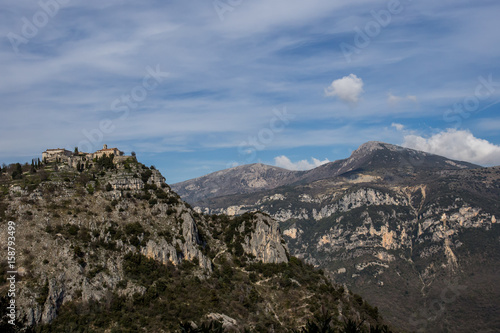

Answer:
[41,144,133,170]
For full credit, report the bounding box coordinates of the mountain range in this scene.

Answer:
[172,141,500,332]
[172,142,479,205]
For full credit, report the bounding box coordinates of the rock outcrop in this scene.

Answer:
[242,213,288,264]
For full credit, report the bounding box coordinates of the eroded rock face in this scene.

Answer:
[198,188,409,222]
[149,169,166,188]
[41,277,66,324]
[283,227,301,239]
[206,313,238,329]
[242,213,288,264]
[110,176,144,190]
[312,188,407,221]
[141,211,213,272]
[142,239,180,265]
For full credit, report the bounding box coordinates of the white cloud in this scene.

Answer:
[391,123,405,131]
[402,129,500,166]
[325,74,364,104]
[387,93,418,106]
[274,155,330,171]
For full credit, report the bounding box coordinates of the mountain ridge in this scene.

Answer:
[172,141,480,206]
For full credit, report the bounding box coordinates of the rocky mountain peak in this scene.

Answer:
[343,140,478,174]
[354,140,386,152]
[352,141,401,155]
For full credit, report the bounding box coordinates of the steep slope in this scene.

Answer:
[0,157,392,332]
[175,143,499,332]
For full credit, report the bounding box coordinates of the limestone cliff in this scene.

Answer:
[241,213,288,264]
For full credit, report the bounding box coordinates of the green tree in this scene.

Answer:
[97,154,115,170]
[294,307,338,333]
[11,163,23,179]
[369,325,391,333]
[30,160,36,174]
[342,318,364,333]
[179,320,224,333]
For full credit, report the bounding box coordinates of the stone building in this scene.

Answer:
[92,144,124,159]
[42,144,128,170]
[42,148,72,162]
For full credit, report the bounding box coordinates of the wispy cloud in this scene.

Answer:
[474,118,500,133]
[387,93,417,106]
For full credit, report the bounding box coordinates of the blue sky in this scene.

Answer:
[1,0,500,183]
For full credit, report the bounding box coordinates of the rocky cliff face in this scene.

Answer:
[140,209,213,272]
[1,169,212,326]
[241,213,288,264]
